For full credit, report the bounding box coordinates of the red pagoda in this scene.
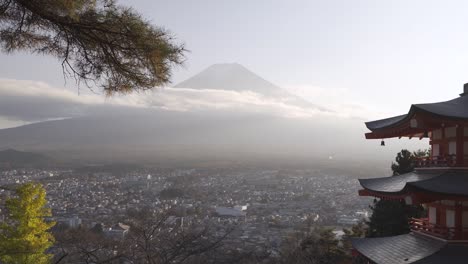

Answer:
[352,84,468,263]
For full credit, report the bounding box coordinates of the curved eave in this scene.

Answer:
[364,106,419,139]
[358,172,436,195]
[407,172,468,198]
[358,170,468,200]
[358,188,407,199]
[365,114,408,131]
[365,95,468,139]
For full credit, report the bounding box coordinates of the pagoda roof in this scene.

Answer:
[410,171,468,196]
[352,233,468,264]
[413,244,468,264]
[358,169,468,198]
[366,114,407,131]
[359,171,436,194]
[365,95,468,137]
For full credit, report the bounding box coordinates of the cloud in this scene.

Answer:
[0,79,143,124]
[0,79,97,122]
[0,78,380,129]
[284,84,396,120]
[145,88,328,118]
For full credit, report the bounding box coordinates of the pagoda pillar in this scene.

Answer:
[456,125,464,166]
[455,202,463,240]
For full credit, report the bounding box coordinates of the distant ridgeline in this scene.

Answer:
[0,149,50,167]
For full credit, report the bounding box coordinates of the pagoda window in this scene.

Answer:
[442,200,455,206]
[429,206,437,224]
[464,142,468,152]
[449,141,457,155]
[464,142,468,159]
[404,196,412,205]
[462,211,468,228]
[433,144,440,157]
[433,129,442,140]
[446,210,456,228]
[445,127,457,138]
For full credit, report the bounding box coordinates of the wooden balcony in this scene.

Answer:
[414,155,457,168]
[410,217,468,240]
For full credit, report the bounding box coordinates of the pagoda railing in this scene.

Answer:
[414,155,457,168]
[410,217,468,240]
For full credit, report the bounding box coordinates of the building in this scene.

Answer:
[215,206,247,217]
[105,223,130,239]
[55,215,82,228]
[352,84,468,263]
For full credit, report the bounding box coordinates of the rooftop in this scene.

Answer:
[352,232,468,264]
[366,93,468,132]
[358,168,468,199]
[364,85,468,139]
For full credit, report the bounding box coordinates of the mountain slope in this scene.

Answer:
[0,148,50,165]
[174,63,284,95]
[174,63,329,111]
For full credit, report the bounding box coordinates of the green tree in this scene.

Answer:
[0,0,185,94]
[342,220,366,248]
[391,149,414,175]
[342,221,368,264]
[367,149,425,237]
[367,199,411,237]
[0,183,55,264]
[391,149,430,175]
[413,148,431,159]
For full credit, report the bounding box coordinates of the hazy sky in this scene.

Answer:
[2,0,468,125]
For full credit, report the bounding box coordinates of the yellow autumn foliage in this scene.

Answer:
[0,183,55,264]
